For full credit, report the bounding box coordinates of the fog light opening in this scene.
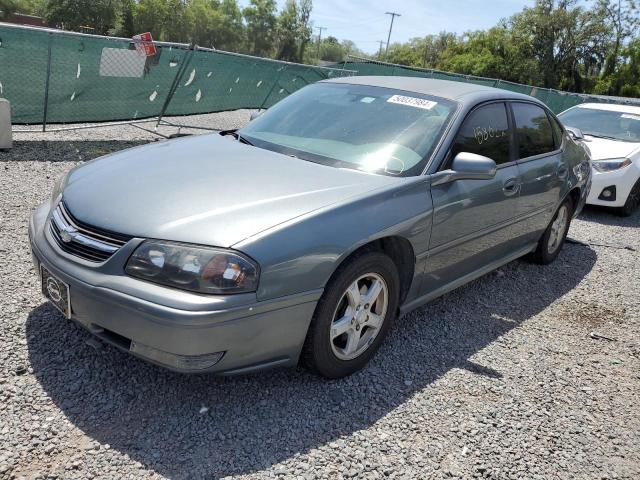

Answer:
[130,341,225,371]
[598,186,617,201]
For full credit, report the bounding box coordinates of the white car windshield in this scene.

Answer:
[559,107,640,142]
[239,83,457,176]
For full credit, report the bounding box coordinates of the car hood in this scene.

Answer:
[62,134,398,247]
[583,136,640,161]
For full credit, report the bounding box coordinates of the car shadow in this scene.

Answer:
[578,204,640,228]
[26,244,596,479]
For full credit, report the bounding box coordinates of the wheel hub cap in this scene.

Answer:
[330,273,388,361]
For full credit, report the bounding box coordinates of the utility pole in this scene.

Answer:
[315,26,327,61]
[384,12,400,59]
[377,40,385,59]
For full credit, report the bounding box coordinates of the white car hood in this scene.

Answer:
[584,136,640,161]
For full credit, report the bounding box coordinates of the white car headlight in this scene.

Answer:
[126,241,259,294]
[592,158,632,173]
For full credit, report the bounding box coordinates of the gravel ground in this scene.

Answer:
[1,114,639,479]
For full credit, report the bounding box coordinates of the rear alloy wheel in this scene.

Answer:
[529,198,573,265]
[619,179,640,217]
[302,251,399,378]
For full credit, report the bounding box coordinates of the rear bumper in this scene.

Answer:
[29,202,319,374]
[586,164,639,208]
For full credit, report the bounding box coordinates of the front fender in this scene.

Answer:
[234,178,433,302]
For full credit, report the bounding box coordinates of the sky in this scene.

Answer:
[240,0,535,54]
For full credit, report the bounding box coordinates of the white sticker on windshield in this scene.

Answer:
[621,113,640,121]
[387,94,437,110]
[360,96,376,103]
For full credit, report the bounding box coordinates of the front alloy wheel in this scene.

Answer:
[330,273,388,361]
[302,251,400,378]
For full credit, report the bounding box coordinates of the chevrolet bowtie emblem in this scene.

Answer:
[60,225,79,243]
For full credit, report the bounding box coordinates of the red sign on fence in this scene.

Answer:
[133,32,157,57]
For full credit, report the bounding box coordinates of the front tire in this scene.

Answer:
[618,179,640,217]
[301,251,400,378]
[529,198,573,265]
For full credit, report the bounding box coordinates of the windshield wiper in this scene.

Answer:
[584,132,620,141]
[220,129,254,146]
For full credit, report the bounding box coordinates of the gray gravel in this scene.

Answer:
[1,114,639,479]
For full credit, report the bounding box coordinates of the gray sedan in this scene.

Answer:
[29,77,591,378]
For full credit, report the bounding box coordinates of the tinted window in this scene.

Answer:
[451,103,511,165]
[512,103,555,158]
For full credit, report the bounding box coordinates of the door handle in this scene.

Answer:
[503,178,520,196]
[557,163,568,179]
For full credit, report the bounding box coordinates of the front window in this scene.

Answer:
[450,102,511,165]
[239,83,457,176]
[558,107,640,142]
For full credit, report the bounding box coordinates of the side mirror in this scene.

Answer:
[432,152,497,186]
[249,110,262,121]
[565,126,587,141]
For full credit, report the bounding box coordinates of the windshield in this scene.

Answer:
[238,83,457,176]
[558,107,640,142]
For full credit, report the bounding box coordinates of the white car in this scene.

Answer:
[558,103,640,216]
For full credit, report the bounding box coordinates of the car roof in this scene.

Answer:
[570,102,640,115]
[322,76,539,104]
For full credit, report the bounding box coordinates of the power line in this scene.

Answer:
[384,12,401,59]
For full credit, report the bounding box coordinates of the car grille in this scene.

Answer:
[49,201,132,262]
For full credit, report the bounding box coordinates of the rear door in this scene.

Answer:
[509,102,565,242]
[423,102,523,294]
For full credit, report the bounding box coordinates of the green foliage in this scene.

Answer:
[275,0,312,62]
[244,0,277,57]
[44,0,119,35]
[371,0,639,97]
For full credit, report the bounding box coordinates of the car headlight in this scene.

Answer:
[125,241,259,294]
[592,158,632,173]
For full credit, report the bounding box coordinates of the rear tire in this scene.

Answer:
[529,197,574,265]
[618,179,640,217]
[301,251,400,379]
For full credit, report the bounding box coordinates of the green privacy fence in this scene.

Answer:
[332,56,640,114]
[0,23,354,125]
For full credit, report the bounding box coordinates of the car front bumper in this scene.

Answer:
[586,163,639,208]
[29,202,320,374]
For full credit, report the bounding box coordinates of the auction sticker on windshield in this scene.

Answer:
[387,95,437,110]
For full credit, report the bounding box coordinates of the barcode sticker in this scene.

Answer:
[387,95,437,110]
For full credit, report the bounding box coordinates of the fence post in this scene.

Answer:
[42,32,53,132]
[156,44,196,128]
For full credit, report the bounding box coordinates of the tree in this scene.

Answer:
[45,0,119,35]
[510,0,610,91]
[244,0,277,57]
[276,0,312,62]
[317,36,345,62]
[597,0,639,79]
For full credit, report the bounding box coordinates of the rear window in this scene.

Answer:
[512,103,555,159]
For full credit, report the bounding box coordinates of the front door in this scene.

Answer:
[422,102,523,295]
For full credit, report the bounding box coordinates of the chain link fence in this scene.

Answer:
[333,56,640,114]
[0,23,355,129]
